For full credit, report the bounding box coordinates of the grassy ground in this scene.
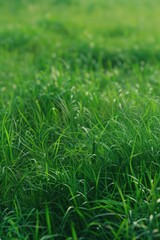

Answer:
[0,0,160,239]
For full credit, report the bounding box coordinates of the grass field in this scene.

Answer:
[0,0,160,239]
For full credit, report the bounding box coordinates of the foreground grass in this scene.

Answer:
[0,0,160,239]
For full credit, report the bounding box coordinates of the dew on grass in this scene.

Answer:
[156,198,160,204]
[149,214,153,222]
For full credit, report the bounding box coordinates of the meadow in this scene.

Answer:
[0,0,160,239]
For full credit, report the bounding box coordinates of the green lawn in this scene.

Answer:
[0,0,160,239]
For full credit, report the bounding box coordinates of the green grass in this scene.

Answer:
[0,0,160,239]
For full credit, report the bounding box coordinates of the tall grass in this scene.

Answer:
[0,0,160,239]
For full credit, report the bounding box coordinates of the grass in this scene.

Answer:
[0,0,160,239]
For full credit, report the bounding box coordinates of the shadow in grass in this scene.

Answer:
[0,29,41,52]
[53,0,79,5]
[0,30,30,50]
[104,26,137,38]
[38,19,70,35]
[61,42,160,70]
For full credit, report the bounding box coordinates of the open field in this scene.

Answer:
[0,0,160,239]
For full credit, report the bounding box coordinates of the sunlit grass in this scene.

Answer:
[0,0,160,239]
